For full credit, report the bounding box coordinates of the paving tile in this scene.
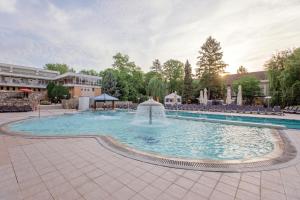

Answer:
[261,188,286,200]
[175,176,195,189]
[94,174,113,186]
[236,189,260,200]
[86,169,105,179]
[238,181,260,195]
[24,190,53,200]
[165,184,187,199]
[102,180,124,194]
[241,174,260,186]
[198,175,218,188]
[129,167,147,177]
[112,186,135,200]
[202,172,222,180]
[215,181,237,196]
[151,177,172,191]
[191,183,213,198]
[156,192,176,200]
[219,175,240,187]
[83,188,110,200]
[139,184,162,200]
[108,168,126,178]
[210,190,234,200]
[183,191,207,200]
[161,171,178,182]
[70,175,90,188]
[21,183,48,199]
[139,172,158,184]
[261,178,285,194]
[55,188,81,200]
[118,173,136,185]
[48,182,73,199]
[126,178,148,192]
[148,167,167,177]
[130,193,148,200]
[44,175,66,189]
[182,170,202,181]
[77,181,100,195]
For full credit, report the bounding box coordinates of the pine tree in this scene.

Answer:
[151,59,162,73]
[182,60,193,103]
[196,36,227,99]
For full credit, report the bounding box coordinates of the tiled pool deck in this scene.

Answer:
[0,110,300,200]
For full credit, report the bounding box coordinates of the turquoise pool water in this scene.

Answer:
[9,111,277,160]
[167,111,300,129]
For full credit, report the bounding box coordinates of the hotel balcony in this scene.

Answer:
[0,79,48,89]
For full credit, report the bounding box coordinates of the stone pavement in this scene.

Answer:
[0,110,300,200]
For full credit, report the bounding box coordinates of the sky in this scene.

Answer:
[0,0,300,74]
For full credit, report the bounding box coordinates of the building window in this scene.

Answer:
[6,86,9,90]
[92,88,94,92]
[0,87,3,90]
[12,87,15,91]
[38,88,41,92]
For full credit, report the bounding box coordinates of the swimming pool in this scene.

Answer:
[8,111,278,161]
[167,111,300,129]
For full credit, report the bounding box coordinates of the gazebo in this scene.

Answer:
[94,93,119,110]
[164,92,182,106]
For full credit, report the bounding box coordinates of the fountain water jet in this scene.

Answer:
[133,98,166,126]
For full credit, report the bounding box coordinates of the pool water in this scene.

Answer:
[9,111,276,160]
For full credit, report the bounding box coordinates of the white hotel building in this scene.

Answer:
[0,63,101,97]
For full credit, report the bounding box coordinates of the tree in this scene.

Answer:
[101,69,120,97]
[196,36,227,99]
[237,66,248,74]
[264,50,291,106]
[146,77,165,102]
[233,76,261,105]
[278,48,300,106]
[105,53,145,102]
[151,59,162,73]
[163,59,184,93]
[46,82,56,100]
[112,53,137,71]
[46,83,69,103]
[182,60,193,103]
[80,69,99,76]
[44,63,74,74]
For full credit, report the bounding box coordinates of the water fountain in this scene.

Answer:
[134,98,166,125]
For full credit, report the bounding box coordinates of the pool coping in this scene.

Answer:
[0,116,298,172]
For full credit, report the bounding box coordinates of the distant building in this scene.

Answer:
[0,63,101,97]
[223,71,269,96]
[164,92,182,105]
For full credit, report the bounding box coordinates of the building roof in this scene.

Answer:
[54,72,101,80]
[94,93,119,101]
[164,92,181,99]
[223,71,268,85]
[0,63,60,75]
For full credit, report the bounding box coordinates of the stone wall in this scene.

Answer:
[0,91,46,112]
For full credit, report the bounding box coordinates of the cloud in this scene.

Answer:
[0,0,16,13]
[0,0,300,74]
